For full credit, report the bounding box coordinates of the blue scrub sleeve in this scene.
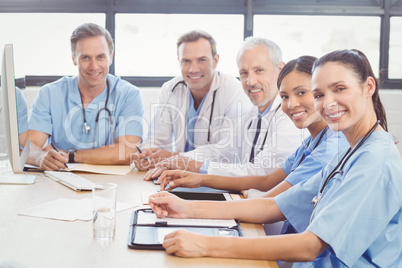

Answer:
[114,87,144,139]
[16,88,28,134]
[281,148,297,175]
[274,170,322,233]
[28,85,53,135]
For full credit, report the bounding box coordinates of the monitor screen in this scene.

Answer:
[0,44,29,174]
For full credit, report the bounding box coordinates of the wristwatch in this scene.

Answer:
[67,149,77,163]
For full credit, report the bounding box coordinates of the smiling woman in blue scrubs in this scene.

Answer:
[148,49,402,267]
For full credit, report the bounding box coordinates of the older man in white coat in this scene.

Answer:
[144,37,303,179]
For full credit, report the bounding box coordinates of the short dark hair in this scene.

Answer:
[176,30,217,57]
[70,23,114,57]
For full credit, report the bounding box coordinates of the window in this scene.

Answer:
[115,14,244,77]
[254,15,380,76]
[389,17,402,79]
[0,13,105,78]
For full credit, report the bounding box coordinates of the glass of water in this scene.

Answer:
[92,182,117,240]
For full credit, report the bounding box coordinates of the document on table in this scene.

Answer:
[136,210,237,227]
[66,163,133,176]
[18,198,138,221]
[24,163,133,176]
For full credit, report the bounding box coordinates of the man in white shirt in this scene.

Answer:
[133,30,250,170]
[145,37,303,178]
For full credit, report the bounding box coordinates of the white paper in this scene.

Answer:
[18,198,138,221]
[0,174,36,184]
[137,210,237,227]
[157,228,180,243]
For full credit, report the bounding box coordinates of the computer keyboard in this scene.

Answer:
[44,171,94,191]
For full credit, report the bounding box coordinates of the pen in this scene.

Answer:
[136,145,149,162]
[130,145,149,169]
[50,143,68,168]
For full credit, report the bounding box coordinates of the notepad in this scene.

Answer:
[127,209,243,250]
[136,209,237,227]
[24,163,132,176]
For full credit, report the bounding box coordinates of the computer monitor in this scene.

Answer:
[0,44,29,174]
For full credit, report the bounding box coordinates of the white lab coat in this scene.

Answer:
[185,94,306,176]
[144,70,251,153]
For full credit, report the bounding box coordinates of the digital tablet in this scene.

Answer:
[170,191,232,201]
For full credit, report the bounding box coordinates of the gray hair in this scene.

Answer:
[236,37,282,68]
[70,23,114,57]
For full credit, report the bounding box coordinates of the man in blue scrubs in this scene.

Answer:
[28,23,144,170]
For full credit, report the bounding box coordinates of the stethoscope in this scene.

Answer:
[80,79,114,147]
[160,80,217,143]
[290,125,329,173]
[309,120,380,223]
[248,103,282,157]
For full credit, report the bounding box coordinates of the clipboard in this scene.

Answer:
[127,208,243,250]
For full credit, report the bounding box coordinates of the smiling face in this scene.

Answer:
[73,35,112,92]
[279,71,322,131]
[312,62,376,139]
[178,38,218,93]
[237,45,282,112]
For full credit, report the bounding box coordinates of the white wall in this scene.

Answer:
[378,90,402,153]
[23,87,402,155]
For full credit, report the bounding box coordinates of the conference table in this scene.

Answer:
[0,169,278,268]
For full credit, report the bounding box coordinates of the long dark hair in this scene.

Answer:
[312,49,388,131]
[277,55,317,89]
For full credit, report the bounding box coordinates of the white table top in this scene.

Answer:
[0,169,277,268]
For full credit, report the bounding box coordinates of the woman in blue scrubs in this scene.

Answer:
[156,56,348,199]
[149,49,402,267]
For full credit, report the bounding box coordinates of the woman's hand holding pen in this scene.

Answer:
[148,191,191,219]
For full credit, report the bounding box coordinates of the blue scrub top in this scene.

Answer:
[275,131,402,267]
[16,87,28,135]
[29,74,144,150]
[282,128,348,186]
[184,91,209,152]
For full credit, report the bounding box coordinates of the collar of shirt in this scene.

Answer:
[258,101,274,118]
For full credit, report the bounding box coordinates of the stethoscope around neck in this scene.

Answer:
[160,80,217,143]
[309,120,380,224]
[80,79,114,147]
